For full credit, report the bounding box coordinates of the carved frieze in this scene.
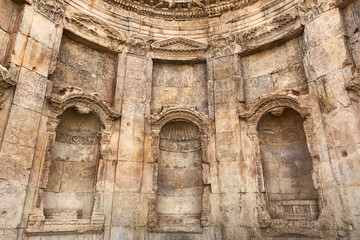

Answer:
[151,37,208,60]
[47,87,120,126]
[298,0,330,24]
[235,13,302,55]
[104,0,259,20]
[160,139,201,152]
[55,132,98,145]
[32,0,65,24]
[64,12,125,52]
[208,35,236,57]
[126,35,151,56]
[270,200,319,220]
[0,64,18,110]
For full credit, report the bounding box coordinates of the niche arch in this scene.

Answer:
[148,107,210,233]
[26,89,119,234]
[240,95,322,228]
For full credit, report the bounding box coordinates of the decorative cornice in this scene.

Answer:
[47,87,120,124]
[103,0,259,20]
[0,64,18,110]
[152,37,208,59]
[64,12,125,52]
[235,12,302,55]
[126,34,152,56]
[152,37,208,52]
[239,94,303,122]
[32,0,65,24]
[151,105,208,130]
[208,35,236,57]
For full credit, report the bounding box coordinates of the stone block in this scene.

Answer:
[114,161,143,192]
[304,9,352,80]
[110,227,133,240]
[35,115,49,151]
[222,226,249,239]
[245,74,273,102]
[27,149,45,188]
[215,131,241,162]
[13,67,47,112]
[0,0,16,32]
[18,5,34,36]
[214,79,237,104]
[126,55,147,79]
[103,160,117,192]
[118,103,145,162]
[123,77,146,102]
[3,105,41,148]
[0,229,17,240]
[220,193,241,227]
[0,142,34,184]
[8,32,27,66]
[22,38,52,76]
[29,13,57,48]
[213,56,233,80]
[141,163,154,193]
[218,162,241,193]
[214,102,239,133]
[111,193,148,227]
[210,163,220,193]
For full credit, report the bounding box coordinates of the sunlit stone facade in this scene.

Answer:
[1,0,360,239]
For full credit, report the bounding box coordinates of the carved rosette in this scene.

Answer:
[0,64,18,110]
[32,0,65,24]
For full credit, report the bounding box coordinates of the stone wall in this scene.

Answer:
[0,0,359,239]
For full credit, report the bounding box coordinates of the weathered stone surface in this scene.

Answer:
[0,0,360,239]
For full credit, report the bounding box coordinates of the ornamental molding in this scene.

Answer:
[46,87,120,127]
[126,34,152,56]
[32,0,65,24]
[151,37,208,59]
[239,94,304,123]
[150,105,208,131]
[64,12,126,52]
[235,12,302,55]
[208,35,236,57]
[104,0,259,20]
[0,64,18,110]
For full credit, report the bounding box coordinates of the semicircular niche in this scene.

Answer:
[157,121,203,229]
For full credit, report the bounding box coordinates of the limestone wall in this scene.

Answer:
[0,0,360,239]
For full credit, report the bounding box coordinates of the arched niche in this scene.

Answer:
[26,90,119,233]
[148,107,210,233]
[157,120,203,227]
[257,108,319,220]
[239,95,324,228]
[43,107,103,220]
